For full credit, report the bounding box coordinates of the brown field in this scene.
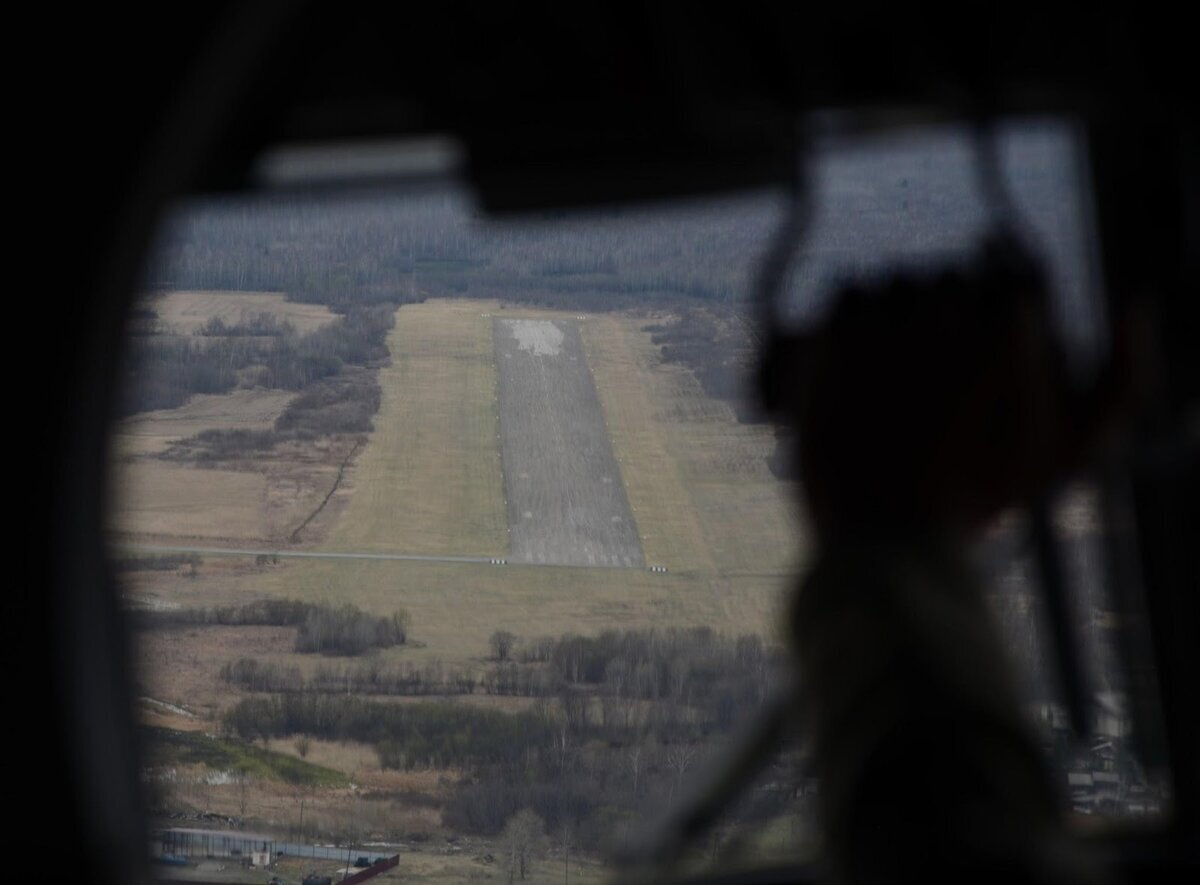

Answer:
[140,556,789,667]
[148,290,337,335]
[121,298,803,658]
[110,460,274,542]
[135,624,297,717]
[112,290,367,544]
[111,286,355,544]
[109,434,360,546]
[127,297,806,868]
[111,388,297,458]
[110,290,364,547]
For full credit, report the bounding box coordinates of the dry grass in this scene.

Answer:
[262,737,451,790]
[352,851,609,883]
[109,460,273,542]
[137,703,209,733]
[125,523,792,669]
[131,612,548,724]
[122,299,803,663]
[109,288,363,546]
[583,312,806,578]
[110,430,360,547]
[271,845,609,884]
[149,290,336,335]
[111,388,296,457]
[327,300,508,556]
[131,299,812,877]
[581,313,717,572]
[153,747,613,882]
[134,625,296,718]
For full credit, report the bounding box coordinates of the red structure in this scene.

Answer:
[341,855,400,884]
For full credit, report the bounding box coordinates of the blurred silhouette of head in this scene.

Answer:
[761,235,1072,542]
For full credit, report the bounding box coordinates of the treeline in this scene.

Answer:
[221,658,476,696]
[121,335,264,413]
[295,604,409,656]
[223,695,552,771]
[180,428,279,460]
[138,598,409,656]
[273,367,380,438]
[156,161,1080,317]
[146,192,775,312]
[219,627,791,853]
[219,626,778,722]
[196,313,295,337]
[509,628,777,725]
[139,194,780,469]
[644,308,799,477]
[121,302,394,419]
[113,552,200,573]
[645,310,765,424]
[166,369,381,463]
[138,597,313,627]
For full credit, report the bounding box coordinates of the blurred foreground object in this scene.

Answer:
[779,239,1141,883]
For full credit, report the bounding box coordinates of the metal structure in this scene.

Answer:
[154,828,276,865]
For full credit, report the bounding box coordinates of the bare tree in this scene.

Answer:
[560,690,590,733]
[501,808,546,881]
[666,743,698,799]
[627,743,644,797]
[490,630,517,661]
[557,820,576,885]
[551,724,574,776]
[234,763,254,823]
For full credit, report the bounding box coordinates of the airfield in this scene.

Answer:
[114,295,802,702]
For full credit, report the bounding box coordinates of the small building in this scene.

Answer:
[1067,772,1094,789]
[154,828,276,866]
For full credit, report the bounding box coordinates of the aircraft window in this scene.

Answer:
[109,118,1167,882]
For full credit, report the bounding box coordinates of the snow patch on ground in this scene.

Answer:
[507,319,564,357]
[140,696,197,718]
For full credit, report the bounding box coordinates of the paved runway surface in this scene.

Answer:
[494,318,644,567]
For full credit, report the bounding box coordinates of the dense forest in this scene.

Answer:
[219,626,796,853]
[132,126,1096,442]
[138,598,410,656]
[145,124,1092,327]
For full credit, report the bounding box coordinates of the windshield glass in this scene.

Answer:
[109,118,1168,883]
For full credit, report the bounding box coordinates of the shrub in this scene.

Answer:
[294,605,409,656]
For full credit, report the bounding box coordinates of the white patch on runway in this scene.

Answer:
[509,319,565,357]
[494,318,644,568]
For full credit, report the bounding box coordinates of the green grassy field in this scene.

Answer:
[145,726,347,787]
[326,300,508,556]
